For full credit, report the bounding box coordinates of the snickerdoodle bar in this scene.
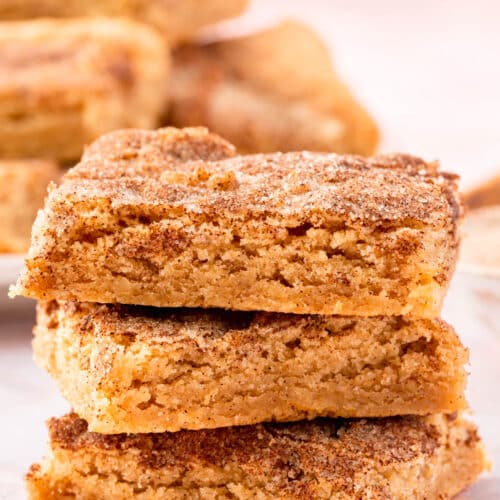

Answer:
[0,0,248,45]
[26,413,486,499]
[169,21,379,155]
[0,18,168,162]
[12,127,462,316]
[34,300,467,433]
[465,172,500,210]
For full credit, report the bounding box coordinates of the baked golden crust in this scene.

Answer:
[26,413,486,499]
[168,21,379,155]
[34,300,468,433]
[12,127,463,316]
[0,18,169,161]
[0,0,248,45]
[0,159,59,253]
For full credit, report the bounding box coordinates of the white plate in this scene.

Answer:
[0,254,32,313]
[0,254,24,285]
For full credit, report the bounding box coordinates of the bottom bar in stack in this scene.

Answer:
[28,413,486,499]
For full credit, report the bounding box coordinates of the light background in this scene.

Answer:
[215,0,500,187]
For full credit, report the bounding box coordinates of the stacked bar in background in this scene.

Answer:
[0,18,169,163]
[12,127,487,498]
[0,0,249,45]
[0,160,58,253]
[168,21,379,156]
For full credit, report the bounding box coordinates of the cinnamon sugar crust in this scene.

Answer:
[12,127,463,316]
[26,413,487,499]
[0,18,169,161]
[33,300,468,433]
[169,21,379,155]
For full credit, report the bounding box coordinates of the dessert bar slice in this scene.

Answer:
[0,159,58,253]
[27,413,486,499]
[13,127,462,317]
[169,21,379,155]
[34,300,468,433]
[0,18,168,162]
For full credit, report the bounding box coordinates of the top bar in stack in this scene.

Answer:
[12,127,462,317]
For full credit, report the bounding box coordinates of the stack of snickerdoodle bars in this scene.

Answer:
[13,127,487,498]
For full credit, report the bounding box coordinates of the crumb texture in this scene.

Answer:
[13,127,462,316]
[26,413,487,499]
[34,300,468,433]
